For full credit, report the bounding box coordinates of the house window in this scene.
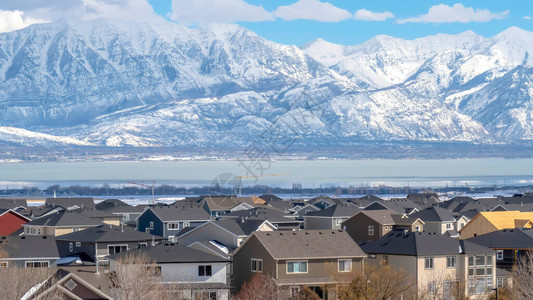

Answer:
[25,261,49,268]
[338,259,352,272]
[195,291,217,300]
[446,223,452,229]
[383,256,389,265]
[446,256,456,268]
[368,254,376,259]
[415,225,421,232]
[0,261,7,268]
[497,278,504,288]
[287,261,308,273]
[145,228,150,233]
[167,223,179,230]
[251,259,263,272]
[468,255,494,295]
[73,227,80,232]
[335,218,343,226]
[123,214,129,221]
[198,265,212,276]
[149,222,154,230]
[139,242,148,247]
[76,242,81,247]
[183,222,190,228]
[425,257,434,269]
[69,242,74,252]
[497,250,503,260]
[108,245,128,255]
[37,228,41,235]
[428,281,436,294]
[368,225,374,236]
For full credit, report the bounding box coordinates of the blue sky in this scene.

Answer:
[0,0,531,46]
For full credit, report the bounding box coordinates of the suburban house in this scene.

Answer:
[465,227,533,271]
[22,267,112,299]
[307,197,342,210]
[410,206,457,235]
[201,196,264,217]
[221,207,302,230]
[293,203,321,218]
[76,208,122,226]
[136,203,211,239]
[23,209,103,236]
[459,211,533,239]
[176,218,276,250]
[232,230,366,299]
[0,235,59,268]
[304,203,361,230]
[0,198,28,210]
[108,242,231,300]
[0,208,31,235]
[95,199,146,226]
[55,224,164,264]
[359,230,497,298]
[342,210,425,242]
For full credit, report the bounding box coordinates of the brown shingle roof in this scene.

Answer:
[250,230,365,260]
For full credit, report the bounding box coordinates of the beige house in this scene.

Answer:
[23,209,102,236]
[232,230,366,299]
[360,230,496,299]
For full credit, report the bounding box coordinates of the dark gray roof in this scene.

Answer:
[45,197,95,209]
[465,227,533,250]
[222,207,298,224]
[359,230,495,256]
[107,243,230,263]
[74,208,118,219]
[212,219,270,236]
[95,199,129,209]
[56,224,163,243]
[305,203,361,218]
[354,209,415,225]
[0,235,59,259]
[148,204,211,222]
[25,209,103,227]
[410,206,455,222]
[247,230,366,259]
[0,198,27,209]
[259,195,284,202]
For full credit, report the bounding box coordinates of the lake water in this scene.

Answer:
[2,158,533,189]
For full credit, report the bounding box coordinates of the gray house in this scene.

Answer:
[304,203,361,230]
[56,224,164,264]
[0,235,59,268]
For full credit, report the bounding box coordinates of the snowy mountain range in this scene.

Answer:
[1,19,533,152]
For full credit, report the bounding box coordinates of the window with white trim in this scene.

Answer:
[0,261,7,268]
[446,223,452,229]
[251,258,263,272]
[335,218,343,226]
[145,227,150,233]
[415,225,421,232]
[167,222,179,230]
[75,242,81,247]
[425,257,434,269]
[149,222,154,230]
[338,259,351,272]
[108,245,128,255]
[497,250,503,260]
[194,291,217,300]
[446,256,456,268]
[26,261,49,268]
[123,214,129,221]
[139,242,148,247]
[368,225,374,236]
[287,261,307,273]
[69,242,74,252]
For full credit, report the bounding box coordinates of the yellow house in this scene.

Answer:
[459,211,533,239]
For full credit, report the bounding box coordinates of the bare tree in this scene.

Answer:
[234,273,280,300]
[108,252,178,300]
[512,254,533,300]
[0,267,57,299]
[337,262,415,300]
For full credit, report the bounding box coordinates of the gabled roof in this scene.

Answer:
[305,203,361,218]
[213,219,273,236]
[259,194,284,202]
[359,230,494,256]
[107,242,230,263]
[410,206,455,222]
[0,198,27,210]
[0,235,59,259]
[238,230,365,260]
[0,208,31,221]
[147,203,211,222]
[466,227,533,250]
[353,209,415,225]
[221,207,298,223]
[25,209,103,227]
[45,197,95,210]
[202,196,260,212]
[95,199,128,209]
[469,211,533,231]
[95,200,146,213]
[56,224,162,243]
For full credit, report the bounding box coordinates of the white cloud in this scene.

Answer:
[170,0,273,24]
[397,3,509,24]
[524,16,532,20]
[0,10,45,33]
[354,9,394,21]
[0,0,162,32]
[274,0,351,22]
